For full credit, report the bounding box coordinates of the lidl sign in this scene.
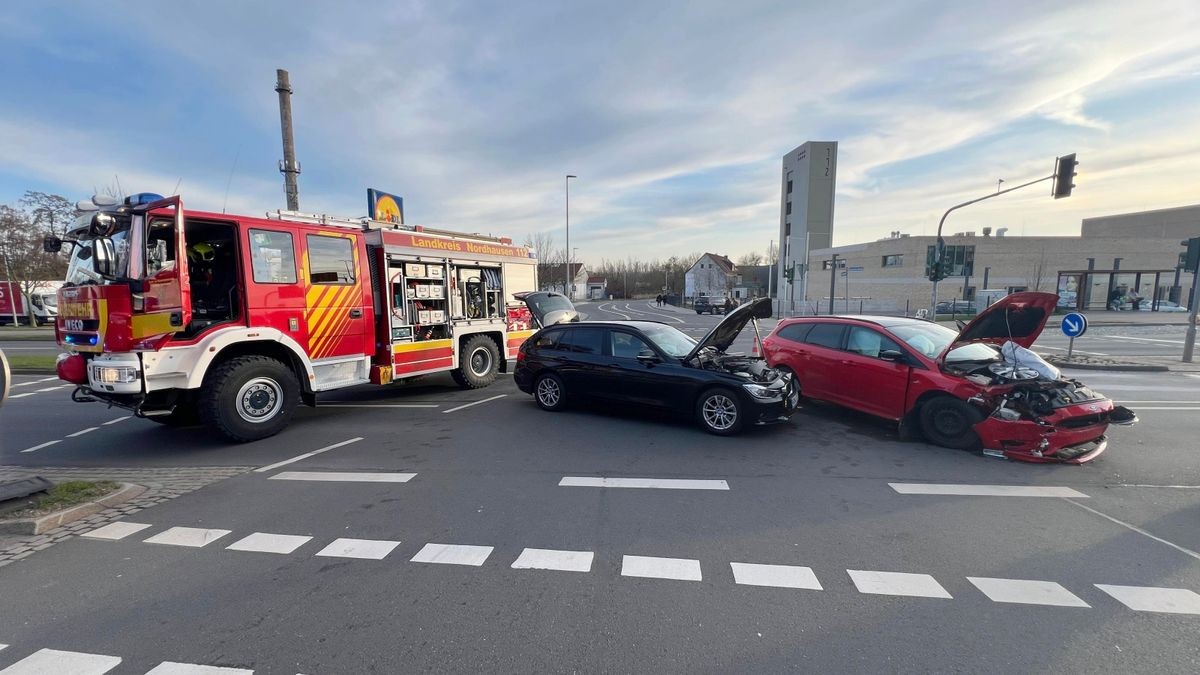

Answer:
[367,189,404,224]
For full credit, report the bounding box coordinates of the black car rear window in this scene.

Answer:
[535,329,564,349]
[559,327,605,354]
[776,323,813,343]
[803,323,844,349]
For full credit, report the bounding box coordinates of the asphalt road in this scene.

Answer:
[1,304,1198,673]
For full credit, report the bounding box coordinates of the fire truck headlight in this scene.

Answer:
[94,365,138,384]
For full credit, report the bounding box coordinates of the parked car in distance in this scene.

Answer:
[761,292,1136,463]
[693,296,726,315]
[935,300,975,314]
[515,297,798,435]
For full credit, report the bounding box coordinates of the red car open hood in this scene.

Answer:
[938,291,1058,360]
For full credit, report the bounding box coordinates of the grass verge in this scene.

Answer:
[4,354,58,371]
[5,481,121,518]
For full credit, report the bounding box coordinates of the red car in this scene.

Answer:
[761,292,1137,463]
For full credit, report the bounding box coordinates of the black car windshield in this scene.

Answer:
[640,324,697,358]
[888,323,998,362]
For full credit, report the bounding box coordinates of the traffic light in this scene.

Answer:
[784,265,794,281]
[1053,153,1077,199]
[1182,237,1200,272]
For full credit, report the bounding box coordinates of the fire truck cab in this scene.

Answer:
[51,193,539,442]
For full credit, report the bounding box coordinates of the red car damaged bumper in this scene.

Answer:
[972,398,1136,464]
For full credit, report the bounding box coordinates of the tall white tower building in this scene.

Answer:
[777,141,837,314]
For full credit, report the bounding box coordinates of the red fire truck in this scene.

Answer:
[51,193,541,441]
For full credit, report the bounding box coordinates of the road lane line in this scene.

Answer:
[82,522,153,540]
[0,648,121,674]
[1124,406,1200,410]
[621,555,702,581]
[10,376,58,387]
[597,303,631,319]
[636,302,687,323]
[143,527,232,548]
[848,570,952,598]
[321,404,438,408]
[889,483,1089,498]
[269,471,417,483]
[411,543,494,566]
[967,577,1090,607]
[559,476,730,490]
[33,385,70,393]
[1095,584,1200,615]
[145,662,253,674]
[19,440,61,453]
[66,426,100,438]
[226,532,313,555]
[511,548,594,572]
[731,563,823,590]
[102,416,133,425]
[1064,499,1200,562]
[253,437,363,473]
[7,392,36,399]
[442,394,506,413]
[315,538,401,560]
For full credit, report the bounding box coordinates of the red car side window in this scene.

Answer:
[803,323,844,350]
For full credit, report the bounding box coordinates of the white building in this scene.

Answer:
[538,263,589,301]
[777,141,838,313]
[684,253,736,301]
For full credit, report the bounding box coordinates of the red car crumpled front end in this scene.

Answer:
[971,393,1137,464]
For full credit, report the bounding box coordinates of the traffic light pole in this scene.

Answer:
[928,173,1056,318]
[1184,256,1199,363]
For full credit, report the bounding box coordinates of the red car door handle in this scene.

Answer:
[839,359,855,366]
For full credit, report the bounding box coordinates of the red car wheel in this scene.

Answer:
[919,396,983,450]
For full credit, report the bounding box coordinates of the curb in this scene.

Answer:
[1049,361,1170,373]
[0,482,147,535]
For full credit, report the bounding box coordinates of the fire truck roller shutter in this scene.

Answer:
[502,262,537,303]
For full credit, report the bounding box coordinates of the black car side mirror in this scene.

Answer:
[636,349,661,365]
[879,349,907,363]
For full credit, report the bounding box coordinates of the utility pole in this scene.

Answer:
[1184,245,1200,362]
[828,254,838,315]
[275,69,301,211]
[766,239,774,312]
[565,175,576,298]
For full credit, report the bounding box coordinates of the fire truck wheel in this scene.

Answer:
[200,355,299,442]
[452,335,500,389]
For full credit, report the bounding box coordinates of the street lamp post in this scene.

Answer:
[565,175,576,298]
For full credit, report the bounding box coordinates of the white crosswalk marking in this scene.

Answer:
[1096,584,1200,614]
[314,538,401,560]
[411,543,494,566]
[226,533,313,555]
[144,662,253,674]
[143,527,232,548]
[889,483,1089,498]
[82,522,153,540]
[269,471,417,483]
[0,648,121,674]
[730,563,822,590]
[621,555,703,581]
[559,477,730,490]
[848,570,952,598]
[511,548,594,572]
[967,577,1089,607]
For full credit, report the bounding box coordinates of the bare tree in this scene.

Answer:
[1025,251,1049,292]
[20,191,78,239]
[737,251,763,267]
[1,203,69,324]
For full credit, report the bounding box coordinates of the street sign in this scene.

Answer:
[849,266,864,272]
[1060,312,1088,338]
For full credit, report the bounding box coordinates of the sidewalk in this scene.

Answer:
[1046,353,1200,373]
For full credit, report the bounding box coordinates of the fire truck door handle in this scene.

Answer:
[349,309,363,318]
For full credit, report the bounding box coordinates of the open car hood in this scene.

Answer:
[938,291,1058,360]
[515,291,579,328]
[684,297,772,362]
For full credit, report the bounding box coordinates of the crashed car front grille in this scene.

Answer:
[1058,413,1108,429]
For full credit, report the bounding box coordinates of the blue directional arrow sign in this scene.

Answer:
[1061,312,1088,338]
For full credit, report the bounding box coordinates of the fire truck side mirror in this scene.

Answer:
[92,238,118,278]
[43,236,63,253]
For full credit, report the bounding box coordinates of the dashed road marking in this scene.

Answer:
[145,662,253,674]
[621,555,702,581]
[1065,499,1200,561]
[269,471,417,483]
[559,476,730,490]
[411,543,494,566]
[967,577,1090,607]
[82,522,153,540]
[10,376,58,387]
[101,416,133,425]
[143,527,232,548]
[18,440,60,453]
[253,437,364,473]
[226,532,313,555]
[0,648,121,674]
[314,538,401,560]
[889,483,1089,498]
[511,548,594,572]
[731,563,822,590]
[66,426,100,438]
[442,394,506,413]
[1095,584,1200,615]
[848,570,952,599]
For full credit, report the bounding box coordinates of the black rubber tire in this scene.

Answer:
[918,396,984,450]
[533,373,567,412]
[451,335,500,389]
[695,310,703,315]
[199,355,300,442]
[146,406,201,427]
[695,387,745,436]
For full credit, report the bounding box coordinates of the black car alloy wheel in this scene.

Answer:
[696,388,743,435]
[534,373,567,412]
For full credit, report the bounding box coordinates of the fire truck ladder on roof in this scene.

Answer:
[266,210,513,245]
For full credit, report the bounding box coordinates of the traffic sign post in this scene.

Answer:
[1061,312,1088,360]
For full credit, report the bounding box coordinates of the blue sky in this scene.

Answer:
[2,1,1198,263]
